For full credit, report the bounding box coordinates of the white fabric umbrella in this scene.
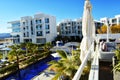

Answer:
[80,0,95,61]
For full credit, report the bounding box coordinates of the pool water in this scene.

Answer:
[4,55,59,80]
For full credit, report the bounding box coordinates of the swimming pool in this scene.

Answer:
[4,55,59,80]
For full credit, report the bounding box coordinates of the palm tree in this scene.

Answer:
[43,42,53,52]
[20,42,34,55]
[8,44,23,78]
[49,50,81,80]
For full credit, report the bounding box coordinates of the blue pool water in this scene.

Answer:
[4,55,60,80]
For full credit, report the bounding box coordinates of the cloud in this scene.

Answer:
[0,27,11,33]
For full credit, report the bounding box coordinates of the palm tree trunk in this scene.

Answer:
[16,54,21,79]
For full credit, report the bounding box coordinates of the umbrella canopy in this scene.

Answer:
[80,0,95,61]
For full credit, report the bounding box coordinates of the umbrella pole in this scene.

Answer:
[106,23,109,42]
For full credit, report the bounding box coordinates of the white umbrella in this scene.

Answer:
[80,0,95,61]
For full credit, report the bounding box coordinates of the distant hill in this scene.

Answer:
[0,33,11,39]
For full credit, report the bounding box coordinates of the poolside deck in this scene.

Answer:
[32,70,55,80]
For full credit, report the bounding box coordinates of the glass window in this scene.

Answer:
[45,25,50,29]
[27,32,29,37]
[12,22,20,27]
[36,25,42,30]
[119,18,120,23]
[26,26,28,29]
[23,33,25,37]
[78,31,81,34]
[38,19,42,23]
[36,19,42,24]
[61,26,64,30]
[23,27,25,31]
[12,28,20,32]
[46,31,50,34]
[36,20,37,23]
[61,23,63,26]
[45,18,49,23]
[36,38,46,43]
[36,31,43,36]
[23,22,25,25]
[68,22,71,24]
[62,31,64,34]
[65,27,67,29]
[78,26,80,29]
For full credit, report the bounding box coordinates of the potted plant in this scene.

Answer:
[113,49,120,80]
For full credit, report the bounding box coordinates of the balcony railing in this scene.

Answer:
[73,42,99,80]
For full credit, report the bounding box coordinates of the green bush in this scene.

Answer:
[0,64,17,74]
[114,49,120,72]
[115,49,120,61]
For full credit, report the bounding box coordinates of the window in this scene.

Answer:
[23,22,25,25]
[12,22,20,27]
[23,27,25,31]
[26,26,28,29]
[62,31,64,34]
[31,21,33,25]
[36,39,41,43]
[36,25,42,30]
[38,19,42,23]
[65,23,67,25]
[61,26,64,30]
[61,23,63,26]
[13,28,20,32]
[36,31,43,36]
[45,25,50,29]
[36,38,46,43]
[36,19,42,24]
[112,19,117,23]
[66,31,68,34]
[36,20,37,23]
[31,32,34,35]
[68,22,71,24]
[23,33,25,37]
[65,27,67,29]
[119,18,120,23]
[78,31,81,34]
[27,32,29,37]
[45,18,49,23]
[46,31,50,34]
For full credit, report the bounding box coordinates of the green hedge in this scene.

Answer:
[0,64,17,74]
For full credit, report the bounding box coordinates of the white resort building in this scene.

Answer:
[58,19,103,40]
[8,13,57,44]
[100,15,120,26]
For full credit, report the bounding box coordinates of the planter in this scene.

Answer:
[113,70,120,80]
[112,56,120,80]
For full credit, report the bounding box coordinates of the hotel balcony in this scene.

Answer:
[72,34,120,80]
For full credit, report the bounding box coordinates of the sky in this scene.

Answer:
[0,0,120,33]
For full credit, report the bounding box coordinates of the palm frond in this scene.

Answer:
[52,72,62,80]
[56,50,67,59]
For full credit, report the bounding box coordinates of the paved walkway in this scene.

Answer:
[99,61,113,80]
[32,70,55,80]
